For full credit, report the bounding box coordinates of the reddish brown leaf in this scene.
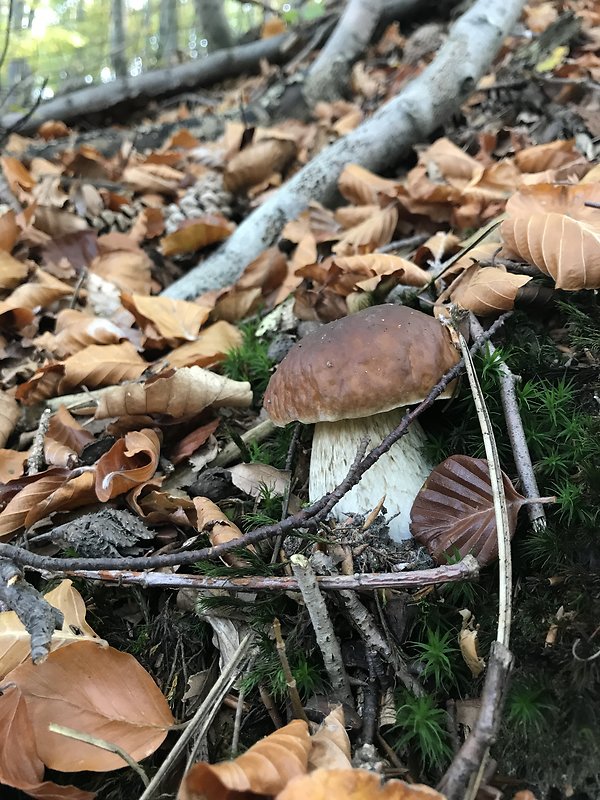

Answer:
[25,471,98,528]
[121,293,212,345]
[167,320,243,369]
[278,770,445,800]
[95,429,161,502]
[0,469,73,538]
[44,406,95,468]
[61,342,147,391]
[410,455,526,565]
[161,215,234,257]
[224,138,297,193]
[0,391,20,447]
[0,449,27,482]
[170,418,220,464]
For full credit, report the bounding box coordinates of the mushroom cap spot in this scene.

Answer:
[263,304,460,425]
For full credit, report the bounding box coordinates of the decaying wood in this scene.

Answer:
[164,0,526,300]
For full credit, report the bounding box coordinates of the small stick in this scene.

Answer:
[49,724,149,787]
[362,651,379,745]
[231,653,255,756]
[259,683,283,728]
[27,408,51,475]
[272,618,309,722]
[469,313,546,531]
[290,553,355,710]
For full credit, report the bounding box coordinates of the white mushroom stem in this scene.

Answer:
[309,407,432,541]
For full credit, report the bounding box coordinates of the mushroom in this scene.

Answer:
[263,304,460,540]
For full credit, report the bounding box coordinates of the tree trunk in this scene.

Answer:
[159,0,179,64]
[110,0,128,78]
[163,0,526,301]
[10,0,24,30]
[194,0,234,52]
[302,0,384,106]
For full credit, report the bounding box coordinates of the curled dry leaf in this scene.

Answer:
[0,468,72,539]
[168,320,243,368]
[25,471,98,529]
[44,406,95,468]
[224,138,297,193]
[122,162,184,193]
[308,706,352,771]
[331,253,430,289]
[337,164,399,206]
[514,139,579,173]
[0,390,20,447]
[94,366,252,419]
[0,156,35,194]
[0,579,106,680]
[278,770,446,800]
[458,609,486,677]
[192,496,247,561]
[0,250,29,290]
[161,214,235,257]
[410,455,526,565]
[6,640,174,772]
[450,266,531,315]
[121,293,212,344]
[179,719,311,800]
[61,341,147,391]
[95,428,161,502]
[14,363,65,405]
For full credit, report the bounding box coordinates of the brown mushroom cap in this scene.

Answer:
[264,304,460,426]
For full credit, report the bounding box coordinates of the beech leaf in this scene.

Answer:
[95,429,161,502]
[410,455,526,565]
[277,770,445,800]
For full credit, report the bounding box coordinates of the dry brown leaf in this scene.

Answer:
[417,137,481,189]
[161,215,235,257]
[331,253,430,288]
[410,455,526,565]
[332,205,398,255]
[33,207,90,237]
[308,706,352,771]
[514,139,579,173]
[95,429,161,502]
[0,390,20,447]
[7,640,174,772]
[192,496,247,556]
[25,471,98,528]
[14,364,65,405]
[229,463,290,499]
[0,579,105,680]
[0,268,72,311]
[0,250,29,289]
[337,164,399,206]
[94,366,252,419]
[44,406,95,468]
[261,15,286,37]
[170,418,220,464]
[179,719,311,800]
[61,341,147,391]
[211,286,263,323]
[128,206,165,242]
[33,309,135,358]
[167,320,243,369]
[0,449,27,482]
[334,205,381,229]
[0,156,35,194]
[0,468,73,538]
[38,119,71,139]
[458,609,486,677]
[224,138,297,193]
[121,293,212,344]
[122,163,184,193]
[129,487,196,526]
[450,266,531,315]
[277,770,445,800]
[0,210,20,251]
[0,684,95,800]
[89,249,152,295]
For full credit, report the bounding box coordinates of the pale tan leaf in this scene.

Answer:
[332,205,398,255]
[0,449,27,482]
[229,463,290,499]
[0,156,35,193]
[122,163,184,193]
[89,249,152,295]
[121,293,211,344]
[337,164,399,205]
[0,469,72,538]
[417,137,481,189]
[503,181,600,222]
[61,342,147,391]
[0,209,20,251]
[450,266,531,315]
[95,429,161,502]
[224,138,297,193]
[308,706,352,771]
[277,770,445,800]
[0,579,106,680]
[7,640,174,772]
[334,204,381,229]
[0,268,72,311]
[33,308,136,358]
[0,390,20,447]
[179,719,311,799]
[192,496,246,557]
[514,139,579,173]
[161,215,234,257]
[331,253,430,287]
[167,320,243,369]
[33,207,90,237]
[458,609,486,677]
[0,250,29,289]
[94,366,251,419]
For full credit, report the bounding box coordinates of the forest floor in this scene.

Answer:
[0,2,600,800]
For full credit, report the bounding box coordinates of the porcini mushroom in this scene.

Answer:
[263,304,460,540]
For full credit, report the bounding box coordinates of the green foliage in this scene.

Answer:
[506,680,556,734]
[222,321,274,399]
[243,484,284,530]
[559,299,600,359]
[409,628,458,691]
[242,634,323,700]
[392,692,453,770]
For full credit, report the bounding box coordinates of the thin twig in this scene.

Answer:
[138,633,254,800]
[49,724,149,787]
[469,314,546,530]
[273,618,309,722]
[27,408,50,475]
[231,653,256,756]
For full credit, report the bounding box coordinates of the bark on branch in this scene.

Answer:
[163,0,525,301]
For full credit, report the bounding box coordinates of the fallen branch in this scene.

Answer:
[0,558,63,664]
[0,313,509,573]
[163,0,525,300]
